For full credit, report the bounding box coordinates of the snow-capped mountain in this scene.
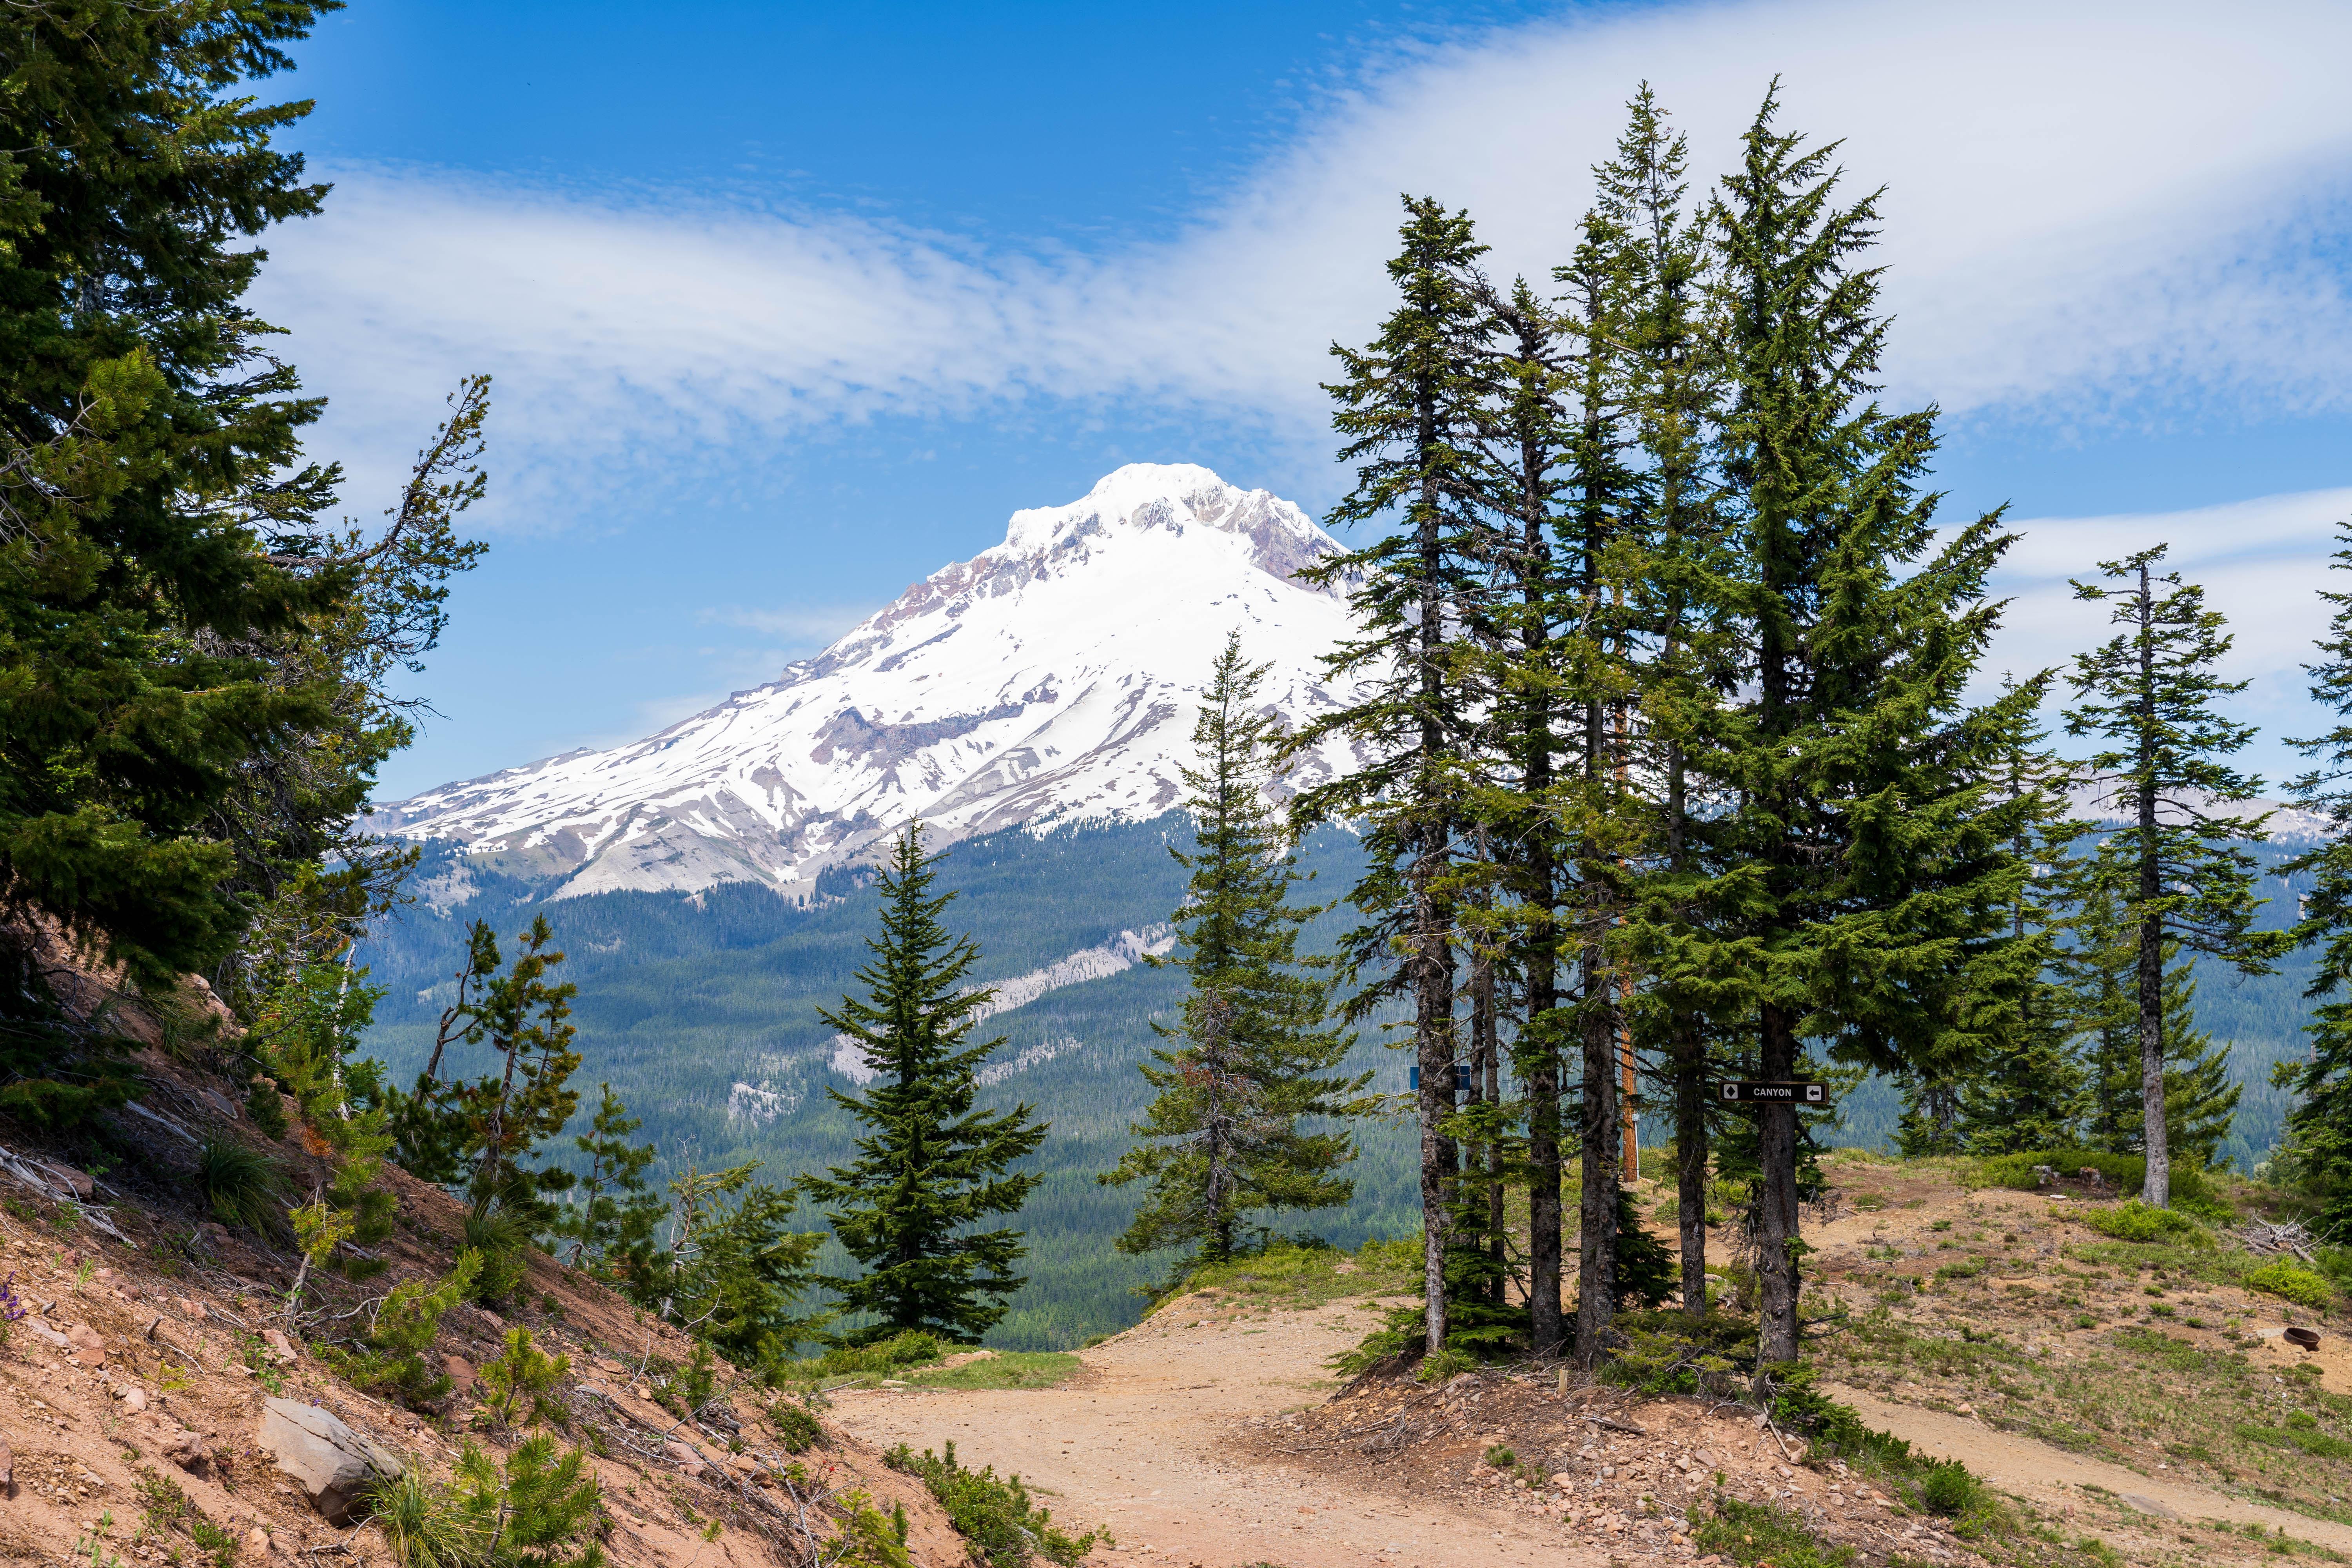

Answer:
[373,464,1365,899]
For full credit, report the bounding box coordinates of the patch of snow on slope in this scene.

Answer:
[828,924,1175,1085]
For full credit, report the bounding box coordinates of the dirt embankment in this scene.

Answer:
[0,1043,964,1566]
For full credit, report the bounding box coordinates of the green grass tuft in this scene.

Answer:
[196,1136,287,1234]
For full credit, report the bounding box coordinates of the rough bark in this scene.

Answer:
[1755,1002,1802,1367]
[1574,951,1619,1362]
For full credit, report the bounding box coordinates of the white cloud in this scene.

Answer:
[256,0,2352,530]
[1978,488,2352,778]
[697,603,882,643]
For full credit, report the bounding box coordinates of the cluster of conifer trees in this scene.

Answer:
[1241,84,2352,1376]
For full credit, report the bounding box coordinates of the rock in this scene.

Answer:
[92,1267,111,1282]
[245,1528,276,1559]
[722,1453,758,1476]
[259,1398,403,1525]
[65,1323,105,1367]
[0,1436,11,1488]
[444,1354,476,1394]
[20,1319,67,1350]
[632,1382,653,1401]
[159,1428,213,1472]
[666,1439,707,1477]
[592,1355,625,1373]
[477,1308,504,1330]
[262,1328,297,1365]
[1550,1473,1575,1489]
[176,1298,208,1321]
[116,1387,147,1414]
[44,1164,94,1198]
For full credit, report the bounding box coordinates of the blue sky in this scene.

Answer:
[263,0,2352,799]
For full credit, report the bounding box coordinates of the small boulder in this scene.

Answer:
[259,1398,402,1525]
[443,1354,476,1394]
[477,1308,505,1330]
[176,1298,208,1321]
[0,1435,12,1489]
[261,1328,298,1366]
[65,1323,106,1368]
[245,1527,276,1559]
[116,1387,148,1414]
[20,1319,68,1350]
[665,1439,706,1478]
[159,1428,213,1473]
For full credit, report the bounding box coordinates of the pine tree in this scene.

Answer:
[1586,85,1741,1325]
[2276,521,2352,1238]
[624,1161,826,1365]
[801,824,1047,1344]
[395,917,585,1223]
[1706,88,2041,1369]
[1468,272,1572,1351]
[1102,634,1364,1266]
[1287,196,1496,1357]
[2063,546,2291,1206]
[554,1084,664,1272]
[0,1,381,1124]
[1955,683,2089,1156]
[2071,877,2242,1168]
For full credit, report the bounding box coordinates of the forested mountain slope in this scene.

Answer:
[356,819,1422,1349]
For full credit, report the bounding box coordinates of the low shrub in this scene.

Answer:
[2243,1260,2338,1312]
[1919,1460,1978,1516]
[885,1439,1103,1567]
[1979,1149,2145,1194]
[2078,1201,2203,1244]
[772,1397,824,1453]
[2236,1421,2352,1459]
[196,1136,288,1234]
[794,1329,946,1379]
[460,1209,532,1307]
[1695,1496,1855,1568]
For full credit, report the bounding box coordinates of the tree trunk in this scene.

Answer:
[1472,947,1504,1302]
[1416,866,1457,1355]
[2136,561,2171,1210]
[1755,1002,1802,1368]
[1673,1023,1708,1315]
[1575,947,1619,1362]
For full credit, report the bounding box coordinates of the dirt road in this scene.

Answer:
[823,1297,1613,1568]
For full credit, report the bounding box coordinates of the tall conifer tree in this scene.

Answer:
[1707,89,2040,1369]
[802,825,1047,1344]
[2276,522,2352,1238]
[1590,86,1741,1321]
[1290,197,1495,1357]
[1103,634,1364,1265]
[2063,546,2289,1207]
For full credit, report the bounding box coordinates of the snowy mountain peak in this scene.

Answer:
[373,466,1365,901]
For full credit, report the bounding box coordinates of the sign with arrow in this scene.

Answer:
[1717,1080,1833,1108]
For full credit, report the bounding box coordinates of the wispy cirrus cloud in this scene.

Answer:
[256,0,2352,534]
[697,603,884,643]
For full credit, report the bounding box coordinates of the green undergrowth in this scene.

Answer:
[2076,1201,2211,1245]
[1697,1495,1858,1568]
[1152,1237,1419,1313]
[885,1439,1105,1567]
[2244,1261,2341,1312]
[899,1352,1079,1390]
[1977,1151,2239,1223]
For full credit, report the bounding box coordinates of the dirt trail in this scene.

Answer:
[824,1298,1612,1568]
[1826,1383,2352,1553]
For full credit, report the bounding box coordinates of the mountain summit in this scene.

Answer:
[374,464,1365,899]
